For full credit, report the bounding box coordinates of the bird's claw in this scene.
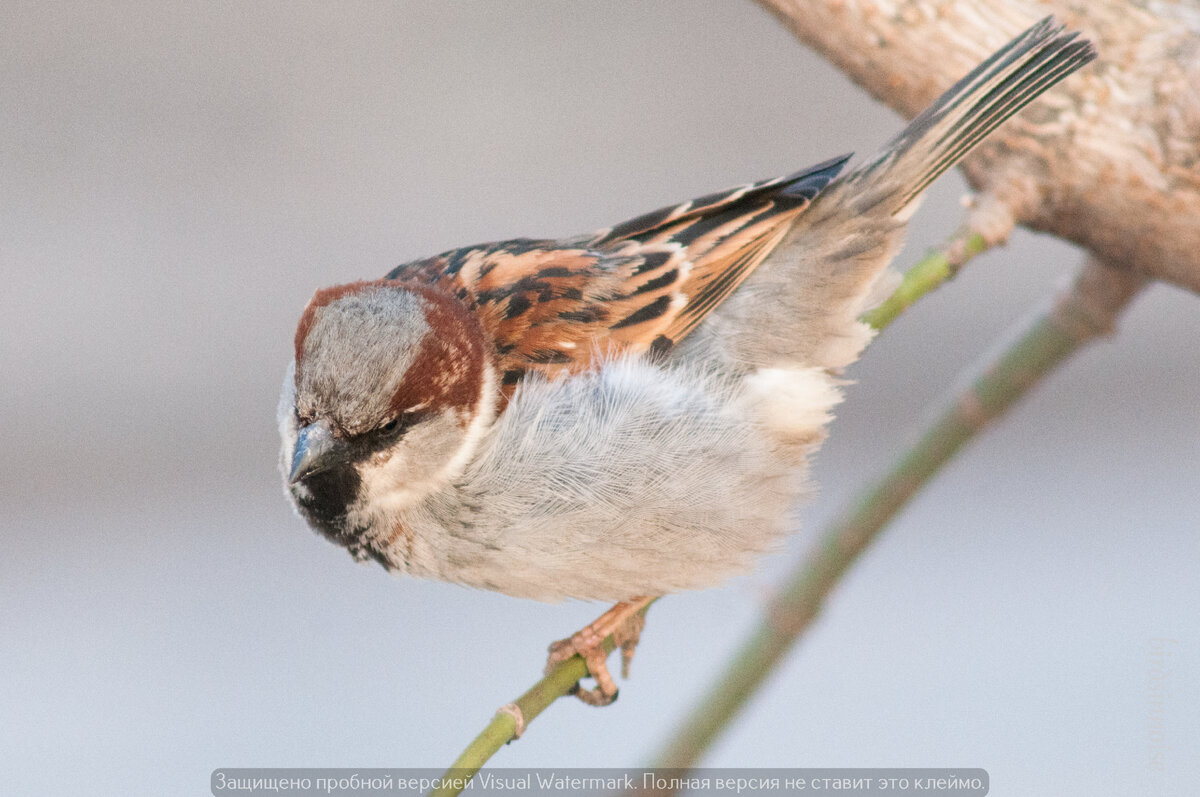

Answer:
[545,599,650,707]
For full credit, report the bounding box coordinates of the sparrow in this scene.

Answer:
[279,18,1094,704]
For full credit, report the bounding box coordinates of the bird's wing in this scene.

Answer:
[586,154,850,347]
[387,155,849,393]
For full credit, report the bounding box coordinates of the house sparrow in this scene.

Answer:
[280,18,1094,704]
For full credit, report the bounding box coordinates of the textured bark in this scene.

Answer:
[755,0,1200,294]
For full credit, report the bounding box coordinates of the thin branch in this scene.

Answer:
[430,604,655,797]
[863,196,1013,330]
[648,258,1146,773]
[860,231,987,330]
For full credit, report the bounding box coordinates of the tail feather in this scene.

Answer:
[848,16,1096,211]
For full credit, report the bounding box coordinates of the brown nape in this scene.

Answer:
[384,282,488,421]
[293,280,383,366]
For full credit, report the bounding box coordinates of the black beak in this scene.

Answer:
[288,419,346,484]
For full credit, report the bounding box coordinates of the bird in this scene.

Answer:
[279,17,1095,705]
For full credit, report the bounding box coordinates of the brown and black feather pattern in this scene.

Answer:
[385,155,848,393]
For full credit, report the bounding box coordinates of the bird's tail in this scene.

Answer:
[680,16,1095,374]
[840,16,1095,216]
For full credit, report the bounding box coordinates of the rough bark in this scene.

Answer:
[755,0,1200,294]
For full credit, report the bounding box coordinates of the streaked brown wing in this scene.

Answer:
[587,154,850,347]
[386,155,849,393]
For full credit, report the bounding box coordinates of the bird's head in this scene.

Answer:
[278,280,496,549]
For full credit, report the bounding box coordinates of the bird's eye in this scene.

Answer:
[379,411,421,436]
[377,410,426,438]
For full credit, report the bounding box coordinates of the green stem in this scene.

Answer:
[650,259,1144,770]
[429,656,588,797]
[862,230,988,330]
[431,603,655,797]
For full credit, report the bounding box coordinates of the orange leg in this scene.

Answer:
[545,596,655,706]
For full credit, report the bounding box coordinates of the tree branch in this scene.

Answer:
[755,0,1200,294]
[431,604,655,797]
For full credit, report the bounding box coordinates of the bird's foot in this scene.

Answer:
[545,597,652,706]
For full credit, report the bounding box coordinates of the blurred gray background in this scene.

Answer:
[2,2,1197,794]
